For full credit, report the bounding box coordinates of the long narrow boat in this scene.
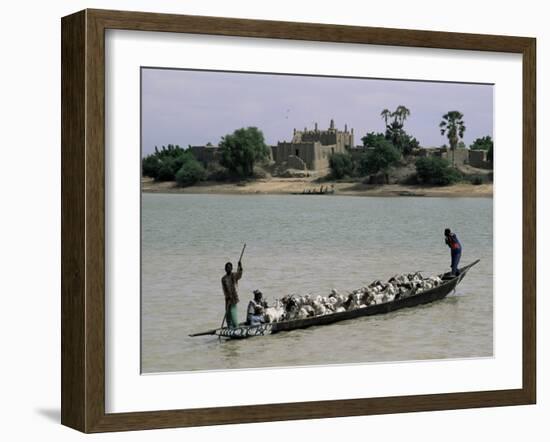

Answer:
[189,260,480,339]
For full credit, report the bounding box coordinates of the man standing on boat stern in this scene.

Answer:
[444,228,462,276]
[221,260,243,328]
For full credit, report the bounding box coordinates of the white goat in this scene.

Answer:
[263,299,285,323]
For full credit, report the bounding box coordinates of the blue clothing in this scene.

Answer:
[248,314,264,326]
[451,249,462,276]
[446,233,462,275]
[246,299,266,325]
[446,233,462,251]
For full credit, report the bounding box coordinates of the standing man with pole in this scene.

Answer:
[221,244,246,328]
[444,228,462,276]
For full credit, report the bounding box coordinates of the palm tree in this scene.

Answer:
[380,108,391,127]
[394,105,411,125]
[439,111,466,166]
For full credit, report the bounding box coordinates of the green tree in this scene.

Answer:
[142,145,198,181]
[393,105,411,125]
[376,105,417,156]
[439,111,466,166]
[415,157,462,186]
[406,135,420,153]
[142,155,161,179]
[361,131,387,148]
[219,127,270,178]
[385,124,419,156]
[153,144,186,159]
[380,106,411,132]
[329,152,355,179]
[156,157,178,181]
[380,109,392,126]
[359,140,401,183]
[175,157,206,187]
[471,136,494,162]
[141,144,191,181]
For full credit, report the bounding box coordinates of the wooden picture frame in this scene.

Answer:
[61,8,536,433]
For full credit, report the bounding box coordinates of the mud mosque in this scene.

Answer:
[190,119,354,172]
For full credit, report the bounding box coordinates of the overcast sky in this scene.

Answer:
[141,68,493,156]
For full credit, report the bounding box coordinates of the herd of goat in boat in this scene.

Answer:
[260,272,445,324]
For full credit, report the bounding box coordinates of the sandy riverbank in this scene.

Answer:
[142,177,493,197]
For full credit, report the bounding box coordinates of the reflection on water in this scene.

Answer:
[141,194,493,373]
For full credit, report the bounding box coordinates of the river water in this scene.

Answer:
[141,193,493,373]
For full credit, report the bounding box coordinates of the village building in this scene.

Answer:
[419,146,492,169]
[188,144,221,168]
[467,149,492,169]
[188,121,492,175]
[271,119,354,171]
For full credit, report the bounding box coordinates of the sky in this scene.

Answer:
[141,68,493,156]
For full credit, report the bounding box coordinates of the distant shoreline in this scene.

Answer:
[142,177,493,198]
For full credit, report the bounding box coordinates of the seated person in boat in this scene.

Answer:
[247,289,268,326]
[221,260,243,328]
[444,228,462,276]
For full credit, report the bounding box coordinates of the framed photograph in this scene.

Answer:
[61,9,536,433]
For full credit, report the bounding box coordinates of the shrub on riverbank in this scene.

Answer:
[415,157,462,186]
[329,152,355,179]
[470,175,484,185]
[156,158,179,181]
[329,137,402,182]
[142,144,207,185]
[175,157,207,187]
[358,140,401,183]
[142,145,193,181]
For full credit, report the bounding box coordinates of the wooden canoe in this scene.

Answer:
[189,259,480,339]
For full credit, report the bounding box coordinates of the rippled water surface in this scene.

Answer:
[141,194,493,373]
